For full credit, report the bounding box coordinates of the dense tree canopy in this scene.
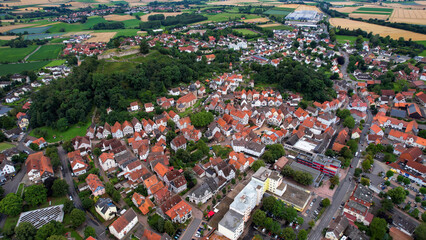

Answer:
[0,193,23,216]
[24,185,47,207]
[251,59,335,102]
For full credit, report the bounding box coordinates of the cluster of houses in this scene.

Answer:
[63,42,107,56]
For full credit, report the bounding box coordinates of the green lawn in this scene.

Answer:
[0,61,50,76]
[415,40,426,47]
[234,28,259,36]
[47,16,107,33]
[50,37,69,43]
[3,215,19,230]
[204,13,259,22]
[335,35,366,44]
[16,183,25,196]
[122,19,142,28]
[0,45,38,63]
[30,121,91,143]
[27,196,68,211]
[45,59,66,67]
[27,44,63,61]
[0,142,15,152]
[261,25,293,31]
[263,9,292,16]
[357,7,393,12]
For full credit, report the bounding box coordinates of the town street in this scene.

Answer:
[309,108,373,240]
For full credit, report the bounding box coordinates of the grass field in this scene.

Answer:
[357,7,393,12]
[0,142,15,152]
[47,16,107,33]
[204,13,259,22]
[260,24,293,30]
[234,28,259,36]
[94,29,139,37]
[122,19,142,28]
[0,61,51,75]
[30,121,91,143]
[352,11,392,15]
[0,45,38,63]
[9,26,51,34]
[27,44,63,61]
[45,59,66,67]
[4,215,19,231]
[16,183,24,196]
[336,34,366,44]
[263,9,292,16]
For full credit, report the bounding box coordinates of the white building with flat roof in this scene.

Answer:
[218,209,244,240]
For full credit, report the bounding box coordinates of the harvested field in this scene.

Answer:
[330,1,356,5]
[139,12,183,21]
[277,4,301,8]
[389,8,426,25]
[330,7,360,13]
[0,36,18,40]
[242,17,269,23]
[14,7,43,12]
[349,13,389,20]
[295,4,322,13]
[259,23,282,27]
[104,14,135,21]
[207,0,264,5]
[137,31,147,35]
[0,24,34,33]
[84,32,116,43]
[329,18,426,41]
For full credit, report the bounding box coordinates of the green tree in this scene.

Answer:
[421,212,426,222]
[388,187,407,204]
[164,220,175,236]
[354,168,362,177]
[252,209,266,226]
[52,179,69,197]
[29,143,39,151]
[298,229,308,240]
[25,184,47,206]
[139,40,149,54]
[70,209,86,228]
[343,116,355,129]
[251,160,265,172]
[84,226,96,238]
[362,159,372,172]
[321,198,331,208]
[0,193,22,216]
[56,118,69,132]
[403,177,411,185]
[15,222,37,240]
[63,199,75,214]
[82,197,94,210]
[330,175,340,186]
[386,170,394,178]
[370,217,387,240]
[190,111,214,127]
[280,227,296,240]
[262,196,276,212]
[361,177,370,186]
[414,223,426,240]
[35,221,64,240]
[93,147,102,157]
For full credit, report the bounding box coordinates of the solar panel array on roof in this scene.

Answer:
[17,205,64,229]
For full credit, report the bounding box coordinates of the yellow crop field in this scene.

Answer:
[243,17,269,23]
[104,14,135,21]
[329,18,426,41]
[295,4,322,13]
[259,23,281,28]
[85,32,117,43]
[0,36,18,40]
[389,8,426,25]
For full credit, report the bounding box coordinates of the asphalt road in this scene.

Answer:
[180,218,201,240]
[58,146,107,238]
[309,107,373,240]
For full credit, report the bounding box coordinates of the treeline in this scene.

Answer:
[29,49,224,128]
[5,38,47,48]
[250,58,335,102]
[148,0,206,7]
[337,28,425,57]
[92,21,125,30]
[319,2,348,18]
[140,13,207,30]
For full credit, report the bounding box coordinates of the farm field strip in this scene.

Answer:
[84,32,117,42]
[389,8,426,25]
[27,45,64,61]
[329,18,426,41]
